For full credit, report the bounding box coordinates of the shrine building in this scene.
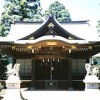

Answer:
[0,15,100,90]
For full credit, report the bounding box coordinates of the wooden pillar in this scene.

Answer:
[13,56,16,65]
[86,58,89,63]
[67,58,73,90]
[31,57,35,89]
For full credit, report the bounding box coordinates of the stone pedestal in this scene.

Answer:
[83,76,100,91]
[6,82,20,89]
[6,76,20,89]
[4,76,21,100]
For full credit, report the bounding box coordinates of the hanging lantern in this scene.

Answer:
[53,58,55,61]
[69,49,71,53]
[48,59,49,62]
[32,48,35,53]
[57,59,60,62]
[43,59,45,62]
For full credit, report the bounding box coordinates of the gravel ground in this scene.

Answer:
[21,88,100,100]
[1,88,100,100]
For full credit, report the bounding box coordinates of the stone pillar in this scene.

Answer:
[31,58,35,89]
[67,58,73,90]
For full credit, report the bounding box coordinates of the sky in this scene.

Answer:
[0,0,4,16]
[40,0,100,27]
[0,0,100,29]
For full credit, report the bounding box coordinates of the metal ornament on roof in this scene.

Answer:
[48,22,55,28]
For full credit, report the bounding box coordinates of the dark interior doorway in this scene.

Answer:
[35,58,69,90]
[35,59,68,80]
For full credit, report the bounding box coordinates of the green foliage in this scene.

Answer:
[44,1,71,22]
[0,0,42,36]
[93,59,97,65]
[0,52,8,79]
[0,82,4,90]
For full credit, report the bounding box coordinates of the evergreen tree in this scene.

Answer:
[0,0,42,36]
[44,1,71,22]
[0,52,8,79]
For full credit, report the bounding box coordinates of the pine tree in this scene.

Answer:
[44,1,71,22]
[0,0,42,36]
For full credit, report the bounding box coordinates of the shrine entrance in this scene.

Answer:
[30,40,72,90]
[35,57,69,90]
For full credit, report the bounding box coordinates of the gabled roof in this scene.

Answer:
[20,15,83,40]
[0,15,99,42]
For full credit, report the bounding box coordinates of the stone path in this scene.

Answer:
[0,89,6,100]
[4,89,21,100]
[21,88,100,100]
[1,88,100,100]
